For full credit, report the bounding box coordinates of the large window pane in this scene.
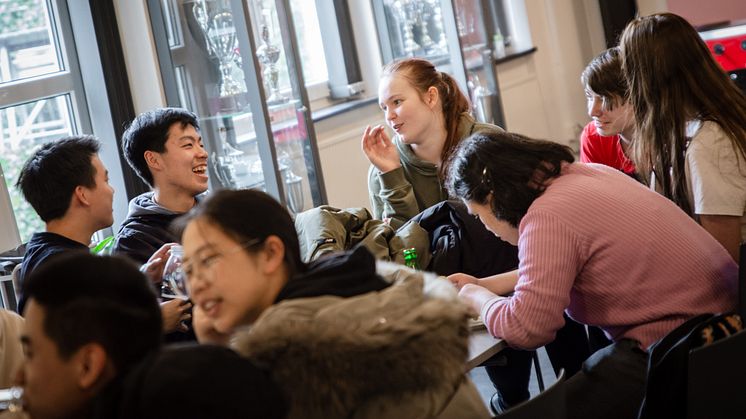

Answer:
[0,95,74,241]
[0,0,63,83]
[288,0,327,85]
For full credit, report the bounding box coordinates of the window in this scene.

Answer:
[0,0,125,243]
[148,0,328,213]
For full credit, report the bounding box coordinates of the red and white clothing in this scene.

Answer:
[480,163,737,350]
[580,122,636,176]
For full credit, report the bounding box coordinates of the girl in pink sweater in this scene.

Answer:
[446,130,737,418]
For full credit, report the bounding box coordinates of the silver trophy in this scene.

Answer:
[390,0,447,57]
[255,6,287,105]
[193,0,246,98]
[278,151,304,214]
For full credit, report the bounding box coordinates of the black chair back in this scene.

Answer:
[498,370,566,419]
[739,242,745,322]
[686,328,746,418]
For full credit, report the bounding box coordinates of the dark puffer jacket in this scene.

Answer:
[113,192,196,265]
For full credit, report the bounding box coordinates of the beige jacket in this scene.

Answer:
[232,265,489,419]
[0,309,23,388]
[295,205,431,267]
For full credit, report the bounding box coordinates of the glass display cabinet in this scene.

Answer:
[147,0,326,214]
[372,0,506,128]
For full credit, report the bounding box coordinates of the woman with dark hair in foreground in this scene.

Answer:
[446,130,736,418]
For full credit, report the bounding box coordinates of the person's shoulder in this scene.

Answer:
[689,120,732,149]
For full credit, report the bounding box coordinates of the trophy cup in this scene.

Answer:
[391,0,420,56]
[255,7,287,105]
[426,0,448,54]
[390,0,446,57]
[192,0,246,101]
[277,151,304,214]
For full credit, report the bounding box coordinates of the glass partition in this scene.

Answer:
[148,0,326,214]
[372,0,506,127]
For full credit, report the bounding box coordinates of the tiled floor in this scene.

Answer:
[468,347,559,412]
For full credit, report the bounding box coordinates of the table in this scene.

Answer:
[467,327,505,370]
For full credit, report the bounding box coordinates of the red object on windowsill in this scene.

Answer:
[699,21,746,72]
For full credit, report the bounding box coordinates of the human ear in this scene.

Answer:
[74,185,91,207]
[74,343,111,390]
[426,86,440,109]
[144,150,161,171]
[259,235,286,275]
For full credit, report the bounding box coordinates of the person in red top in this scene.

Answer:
[580,47,636,177]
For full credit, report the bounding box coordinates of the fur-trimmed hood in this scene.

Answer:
[232,267,488,418]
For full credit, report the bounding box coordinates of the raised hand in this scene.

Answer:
[140,243,177,284]
[361,124,402,173]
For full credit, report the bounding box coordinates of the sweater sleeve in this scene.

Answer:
[367,165,421,230]
[482,210,582,349]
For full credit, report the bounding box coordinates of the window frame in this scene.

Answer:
[0,0,135,237]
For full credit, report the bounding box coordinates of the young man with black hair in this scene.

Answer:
[17,253,162,419]
[15,136,114,313]
[113,107,209,265]
[15,136,189,333]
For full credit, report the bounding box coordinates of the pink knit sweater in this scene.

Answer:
[481,163,737,350]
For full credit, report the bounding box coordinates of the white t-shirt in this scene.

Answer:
[685,120,746,242]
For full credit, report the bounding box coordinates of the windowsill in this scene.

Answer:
[311,96,379,122]
[309,47,538,122]
[494,46,537,65]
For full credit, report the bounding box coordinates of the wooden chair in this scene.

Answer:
[498,369,565,419]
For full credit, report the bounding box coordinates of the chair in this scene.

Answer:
[497,369,566,419]
[685,242,746,418]
[738,242,745,322]
[0,265,20,312]
[686,328,746,418]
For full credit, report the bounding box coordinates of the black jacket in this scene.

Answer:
[412,200,518,277]
[113,192,191,265]
[18,232,88,313]
[276,246,390,302]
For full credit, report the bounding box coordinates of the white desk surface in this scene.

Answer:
[467,328,505,370]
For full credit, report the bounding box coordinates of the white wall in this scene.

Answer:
[497,0,604,147]
[637,0,670,17]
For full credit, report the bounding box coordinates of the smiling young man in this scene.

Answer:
[113,108,208,265]
[15,136,115,314]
